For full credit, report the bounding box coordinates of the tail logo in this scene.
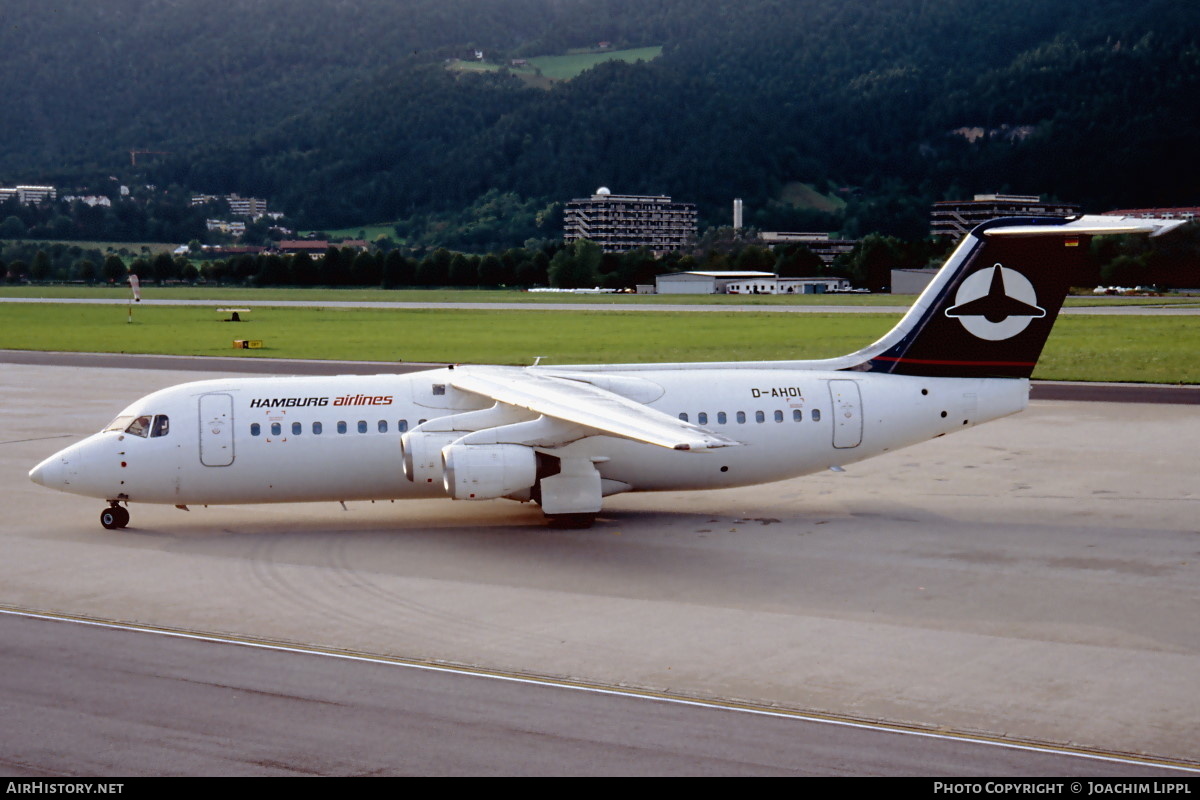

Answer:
[945,264,1046,341]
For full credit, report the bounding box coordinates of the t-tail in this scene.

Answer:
[854,215,1185,379]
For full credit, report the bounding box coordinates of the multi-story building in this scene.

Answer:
[931,194,1079,239]
[192,193,268,218]
[206,219,247,236]
[564,187,697,255]
[0,185,57,204]
[226,194,268,218]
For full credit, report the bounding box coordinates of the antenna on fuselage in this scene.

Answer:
[532,356,546,366]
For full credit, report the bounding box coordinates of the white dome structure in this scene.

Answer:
[595,186,612,196]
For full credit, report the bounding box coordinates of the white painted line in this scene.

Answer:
[4,605,1198,774]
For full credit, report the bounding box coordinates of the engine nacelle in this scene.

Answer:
[442,444,537,501]
[401,431,463,484]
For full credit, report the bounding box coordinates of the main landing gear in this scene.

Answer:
[100,503,130,530]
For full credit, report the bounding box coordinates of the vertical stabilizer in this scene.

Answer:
[861,216,1183,379]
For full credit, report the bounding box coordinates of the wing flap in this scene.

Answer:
[448,367,739,451]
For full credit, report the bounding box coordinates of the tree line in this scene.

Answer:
[10,223,1197,292]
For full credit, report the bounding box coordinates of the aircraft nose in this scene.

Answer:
[29,452,66,488]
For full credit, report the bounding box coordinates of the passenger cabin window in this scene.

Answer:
[271,422,281,436]
[250,423,261,437]
[378,420,388,433]
[313,422,323,434]
[337,421,347,434]
[793,409,803,422]
[811,409,821,422]
[398,420,408,433]
[736,411,746,424]
[679,412,689,422]
[292,422,302,435]
[151,415,170,437]
[357,420,368,434]
[717,412,727,425]
[755,410,765,423]
[774,410,784,423]
[698,412,708,425]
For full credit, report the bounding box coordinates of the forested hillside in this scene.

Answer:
[3,0,1198,243]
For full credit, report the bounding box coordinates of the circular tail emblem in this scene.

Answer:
[945,264,1045,341]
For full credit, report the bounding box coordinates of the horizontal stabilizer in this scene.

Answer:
[984,216,1187,238]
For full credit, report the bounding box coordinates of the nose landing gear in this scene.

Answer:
[100,504,130,530]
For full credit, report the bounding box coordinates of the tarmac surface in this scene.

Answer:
[3,361,1199,773]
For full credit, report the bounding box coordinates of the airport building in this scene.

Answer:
[654,271,850,295]
[722,275,851,295]
[891,268,939,295]
[564,188,697,255]
[931,194,1079,239]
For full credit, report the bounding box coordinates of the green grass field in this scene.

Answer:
[527,47,663,80]
[1,302,1196,383]
[301,224,399,242]
[4,240,180,258]
[446,46,663,83]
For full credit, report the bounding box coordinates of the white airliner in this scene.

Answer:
[29,215,1182,529]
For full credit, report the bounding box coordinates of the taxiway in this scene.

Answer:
[2,361,1198,774]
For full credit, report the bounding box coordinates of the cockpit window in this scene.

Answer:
[124,416,152,437]
[151,415,170,438]
[104,415,134,433]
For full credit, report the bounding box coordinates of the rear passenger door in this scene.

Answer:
[828,380,862,449]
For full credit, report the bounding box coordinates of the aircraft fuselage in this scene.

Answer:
[32,366,1027,507]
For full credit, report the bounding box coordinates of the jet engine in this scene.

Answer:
[401,431,463,484]
[441,444,537,501]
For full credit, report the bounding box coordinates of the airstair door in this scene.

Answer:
[828,380,862,449]
[199,393,235,466]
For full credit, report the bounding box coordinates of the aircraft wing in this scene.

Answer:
[447,366,740,451]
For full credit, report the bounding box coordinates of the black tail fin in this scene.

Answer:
[861,216,1183,379]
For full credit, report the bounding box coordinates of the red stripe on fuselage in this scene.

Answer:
[872,356,1037,367]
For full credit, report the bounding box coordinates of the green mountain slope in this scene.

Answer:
[2,0,1197,240]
